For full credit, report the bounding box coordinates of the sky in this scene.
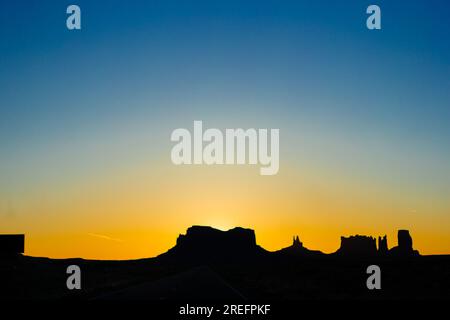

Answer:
[0,0,449,259]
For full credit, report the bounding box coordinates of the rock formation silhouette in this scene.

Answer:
[389,230,419,256]
[2,227,438,300]
[158,226,420,262]
[378,235,388,254]
[293,236,302,247]
[334,230,419,257]
[275,235,323,257]
[336,235,378,256]
[158,226,267,262]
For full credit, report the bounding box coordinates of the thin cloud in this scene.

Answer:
[88,233,123,243]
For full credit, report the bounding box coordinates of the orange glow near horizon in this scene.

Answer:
[3,157,449,260]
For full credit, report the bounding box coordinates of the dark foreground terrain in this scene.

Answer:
[1,226,450,300]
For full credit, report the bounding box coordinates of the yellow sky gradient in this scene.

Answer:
[2,156,449,260]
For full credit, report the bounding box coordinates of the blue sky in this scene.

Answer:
[1,0,449,148]
[0,1,449,257]
[1,0,448,181]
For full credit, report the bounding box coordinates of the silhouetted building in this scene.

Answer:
[0,234,24,256]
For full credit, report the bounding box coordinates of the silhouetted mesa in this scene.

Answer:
[0,234,24,257]
[336,235,378,256]
[336,230,419,257]
[159,226,421,262]
[389,230,419,257]
[158,226,267,262]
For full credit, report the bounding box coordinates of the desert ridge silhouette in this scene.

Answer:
[156,225,420,263]
[88,226,430,300]
[0,226,419,260]
[3,226,449,300]
[0,227,419,261]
